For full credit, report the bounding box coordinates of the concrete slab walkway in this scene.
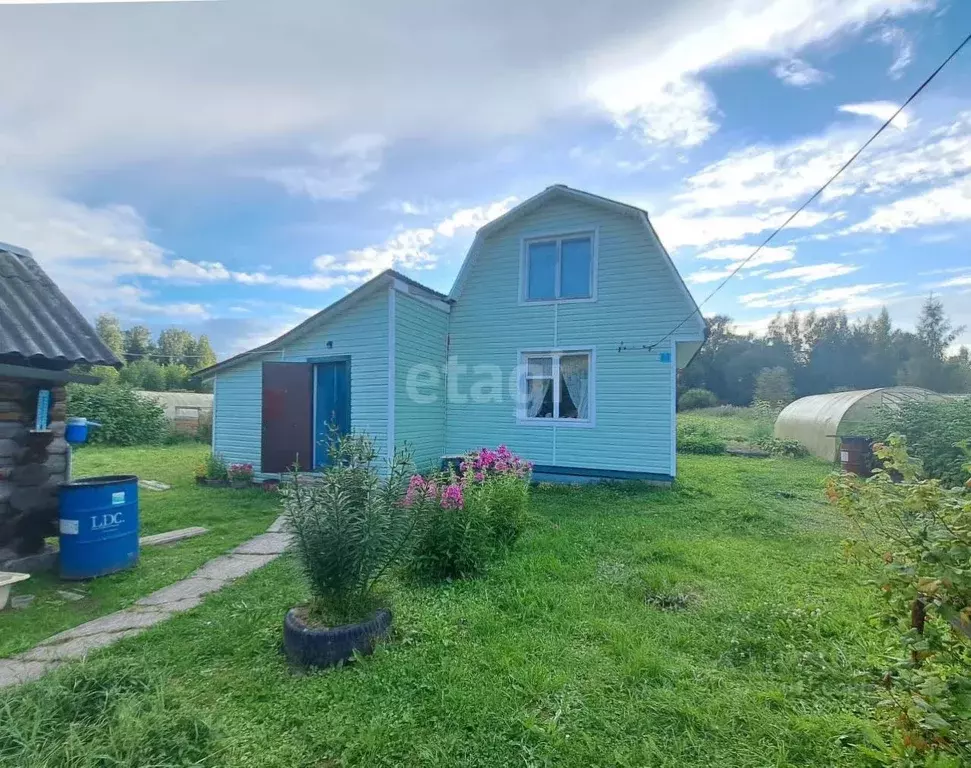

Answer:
[0,515,291,689]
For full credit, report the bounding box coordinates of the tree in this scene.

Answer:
[95,313,125,360]
[119,359,165,391]
[683,303,971,404]
[189,335,217,370]
[163,363,191,391]
[156,328,196,366]
[917,294,960,363]
[898,296,969,392]
[123,325,155,362]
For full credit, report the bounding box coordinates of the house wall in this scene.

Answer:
[212,289,389,475]
[393,291,448,471]
[445,197,700,477]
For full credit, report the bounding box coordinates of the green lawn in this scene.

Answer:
[0,445,886,767]
[0,444,278,657]
[679,406,777,445]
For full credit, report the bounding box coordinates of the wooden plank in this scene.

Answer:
[139,527,208,547]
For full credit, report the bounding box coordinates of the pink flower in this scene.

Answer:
[440,483,464,510]
[474,471,485,483]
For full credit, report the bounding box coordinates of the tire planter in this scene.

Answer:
[283,607,392,668]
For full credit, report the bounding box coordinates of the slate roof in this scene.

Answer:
[0,242,122,369]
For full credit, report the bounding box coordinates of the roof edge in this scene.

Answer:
[193,269,445,380]
[449,185,647,301]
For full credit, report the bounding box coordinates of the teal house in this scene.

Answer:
[196,185,706,483]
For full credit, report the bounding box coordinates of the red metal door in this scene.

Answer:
[261,362,313,473]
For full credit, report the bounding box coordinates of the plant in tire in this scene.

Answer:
[283,432,417,625]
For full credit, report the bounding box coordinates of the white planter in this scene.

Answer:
[0,572,31,610]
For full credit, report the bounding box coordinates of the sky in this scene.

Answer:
[1,0,971,361]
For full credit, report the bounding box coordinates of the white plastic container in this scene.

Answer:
[0,572,31,610]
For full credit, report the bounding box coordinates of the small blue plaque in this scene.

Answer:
[659,352,672,363]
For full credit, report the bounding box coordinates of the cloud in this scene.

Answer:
[383,200,429,216]
[684,245,796,283]
[685,267,735,284]
[738,281,903,311]
[255,134,385,200]
[2,0,202,3]
[695,244,796,264]
[730,315,778,336]
[774,58,828,87]
[872,25,913,79]
[934,274,971,289]
[589,75,718,148]
[763,262,860,282]
[312,196,519,278]
[838,101,909,129]
[651,107,971,254]
[845,175,971,233]
[654,210,837,250]
[0,0,936,176]
[435,197,518,238]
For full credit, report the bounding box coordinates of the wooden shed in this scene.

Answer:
[0,242,121,566]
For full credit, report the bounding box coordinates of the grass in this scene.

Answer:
[0,444,278,658]
[680,406,778,445]
[0,443,887,767]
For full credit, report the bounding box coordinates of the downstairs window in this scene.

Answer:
[521,351,592,423]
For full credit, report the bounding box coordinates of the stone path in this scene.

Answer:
[0,516,291,689]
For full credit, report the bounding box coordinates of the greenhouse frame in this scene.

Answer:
[773,387,947,461]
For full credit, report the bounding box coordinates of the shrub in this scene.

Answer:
[753,436,808,457]
[283,433,417,624]
[461,446,532,547]
[119,359,166,391]
[677,421,727,455]
[195,451,228,482]
[66,383,167,446]
[753,367,794,407]
[409,445,532,579]
[870,398,971,487]
[678,388,718,411]
[407,474,493,580]
[827,436,971,765]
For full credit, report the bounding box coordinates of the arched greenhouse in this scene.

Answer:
[773,387,947,461]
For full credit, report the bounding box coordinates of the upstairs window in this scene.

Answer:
[524,234,594,301]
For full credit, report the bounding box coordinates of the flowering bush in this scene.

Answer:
[407,445,532,580]
[827,435,971,765]
[459,445,533,480]
[228,463,254,484]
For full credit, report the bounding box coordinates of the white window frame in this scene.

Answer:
[519,228,598,305]
[517,348,596,427]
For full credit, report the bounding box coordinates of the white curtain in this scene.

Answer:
[560,355,589,419]
[527,377,551,417]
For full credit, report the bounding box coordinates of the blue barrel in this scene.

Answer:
[59,475,139,580]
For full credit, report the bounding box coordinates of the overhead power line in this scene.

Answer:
[619,29,971,355]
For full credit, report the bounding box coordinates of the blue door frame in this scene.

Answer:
[312,358,350,468]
